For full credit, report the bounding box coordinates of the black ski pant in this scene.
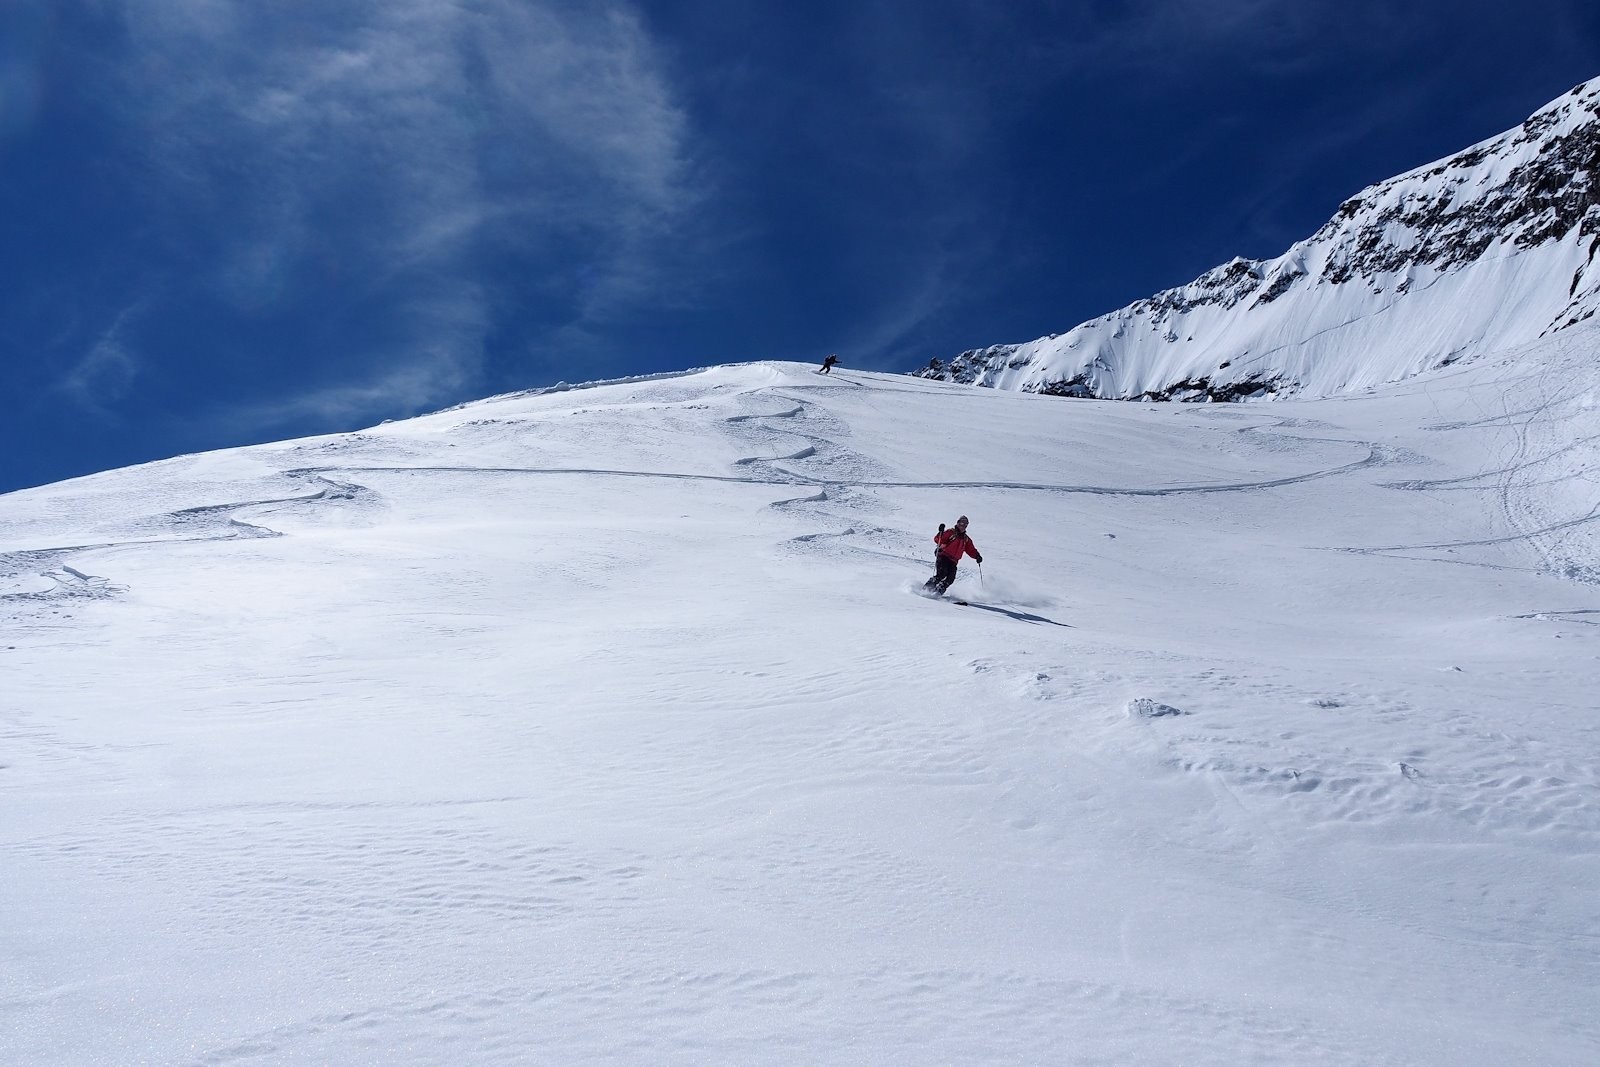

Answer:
[925,555,958,594]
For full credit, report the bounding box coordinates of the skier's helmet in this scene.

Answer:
[956,515,969,528]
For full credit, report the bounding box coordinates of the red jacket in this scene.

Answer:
[934,528,980,562]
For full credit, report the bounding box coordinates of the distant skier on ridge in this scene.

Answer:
[924,515,981,596]
[819,353,840,374]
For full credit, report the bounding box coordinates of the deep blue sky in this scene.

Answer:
[3,1,1598,492]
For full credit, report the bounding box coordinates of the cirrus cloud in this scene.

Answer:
[80,0,703,428]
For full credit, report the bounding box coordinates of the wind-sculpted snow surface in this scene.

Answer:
[921,77,1600,401]
[2,350,1598,1064]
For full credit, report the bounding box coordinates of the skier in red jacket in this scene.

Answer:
[925,515,981,595]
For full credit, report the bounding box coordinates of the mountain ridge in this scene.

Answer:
[917,77,1600,401]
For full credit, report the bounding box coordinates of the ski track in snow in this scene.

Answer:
[1372,335,1600,583]
[0,473,377,608]
[3,354,1599,1064]
[0,382,1387,611]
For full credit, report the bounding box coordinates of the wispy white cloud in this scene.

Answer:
[470,4,703,331]
[59,303,143,416]
[216,350,471,431]
[841,256,961,366]
[211,275,494,432]
[92,0,702,427]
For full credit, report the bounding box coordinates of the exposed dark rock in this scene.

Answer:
[1034,374,1096,398]
[1252,265,1305,306]
[1131,375,1283,403]
[1320,93,1600,284]
[1129,697,1188,718]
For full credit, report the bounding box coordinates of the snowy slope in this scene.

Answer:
[3,340,1599,1064]
[920,78,1600,400]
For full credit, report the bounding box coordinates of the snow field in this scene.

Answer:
[2,351,1598,1064]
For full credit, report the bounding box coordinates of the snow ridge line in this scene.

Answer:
[428,367,714,414]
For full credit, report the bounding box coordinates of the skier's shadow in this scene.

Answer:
[916,584,1070,626]
[959,601,1072,627]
